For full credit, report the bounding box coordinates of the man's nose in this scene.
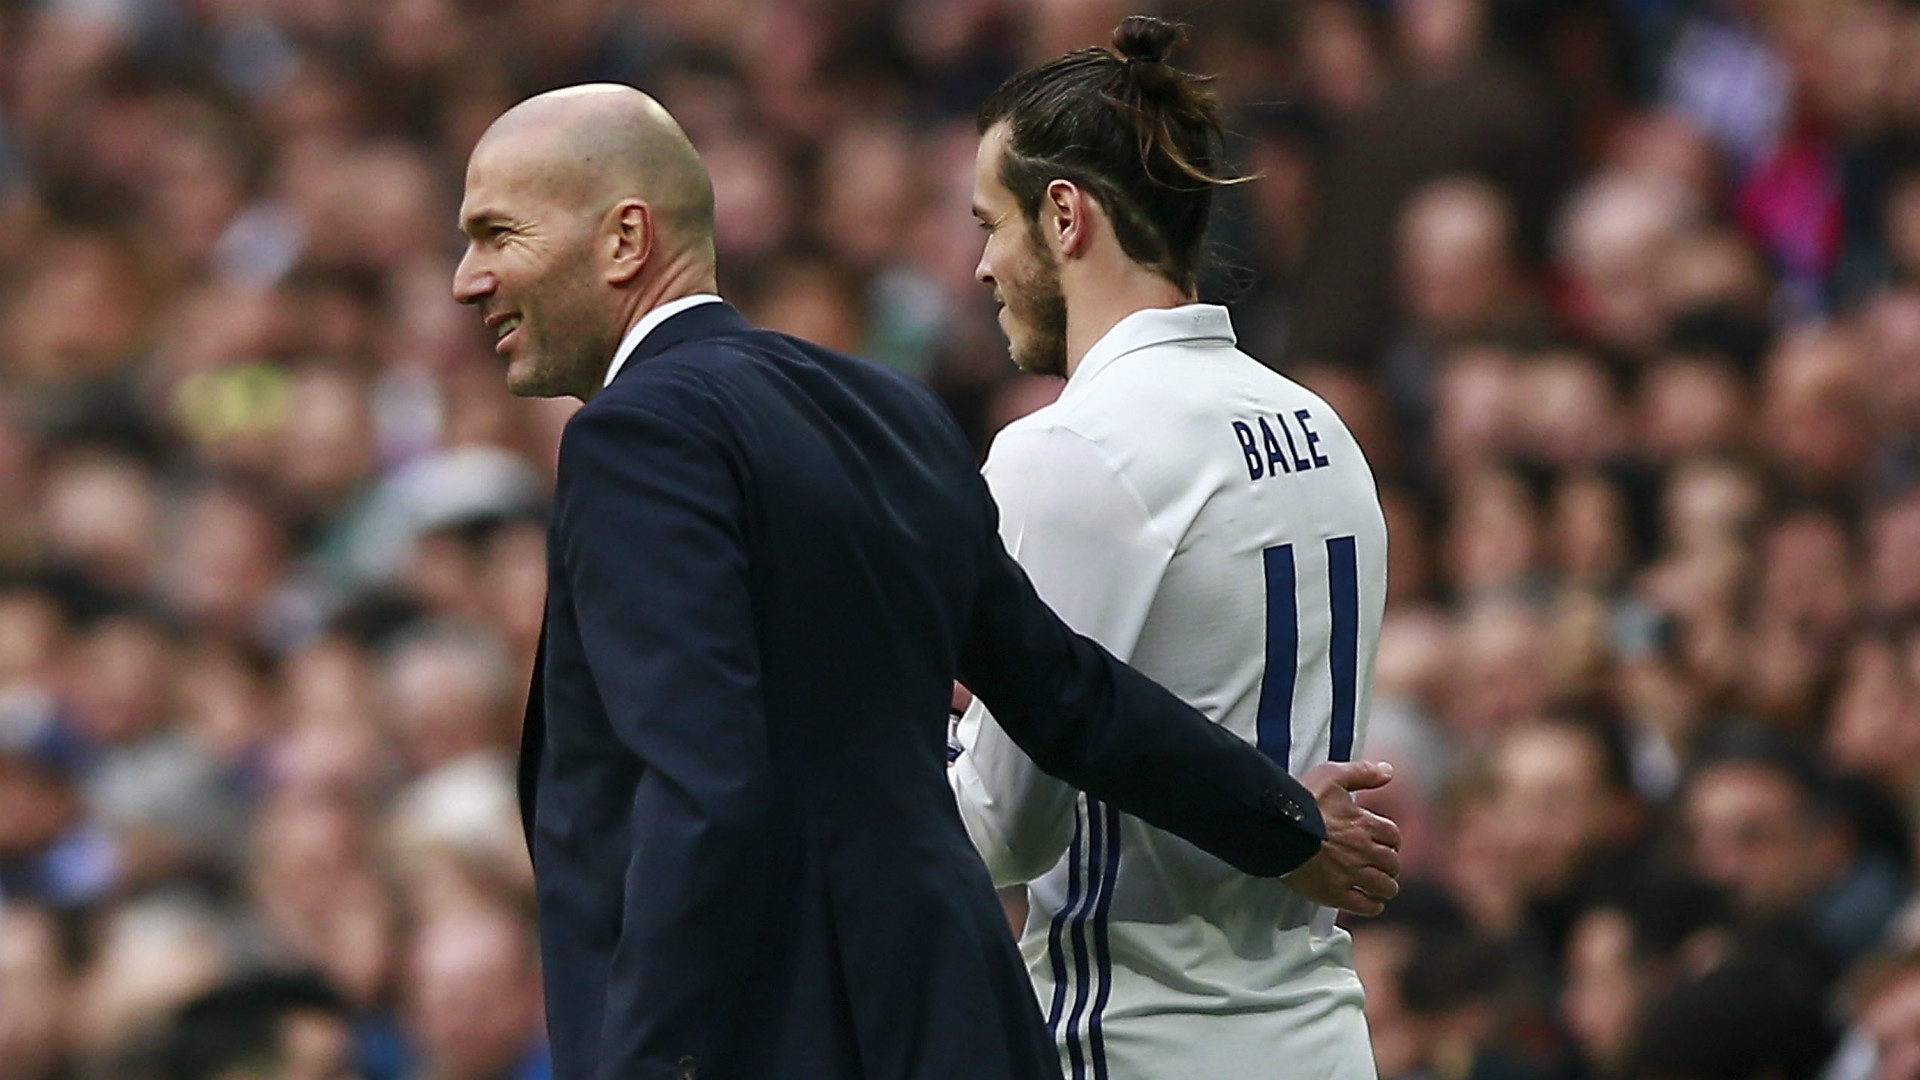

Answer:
[452,249,492,304]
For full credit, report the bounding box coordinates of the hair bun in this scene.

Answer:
[1113,14,1184,65]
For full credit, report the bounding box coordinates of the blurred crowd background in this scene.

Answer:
[4,0,1920,1079]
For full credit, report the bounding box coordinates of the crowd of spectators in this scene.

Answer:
[2,1,1920,1079]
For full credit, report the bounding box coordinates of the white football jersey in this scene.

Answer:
[951,304,1388,1080]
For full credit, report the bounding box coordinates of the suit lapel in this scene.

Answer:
[518,608,548,857]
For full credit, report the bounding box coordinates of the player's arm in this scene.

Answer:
[955,461,1327,879]
[951,424,1175,885]
[553,396,772,1075]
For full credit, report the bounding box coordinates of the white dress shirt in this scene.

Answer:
[602,293,725,388]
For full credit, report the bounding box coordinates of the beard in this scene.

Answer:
[1003,226,1068,378]
[501,243,616,400]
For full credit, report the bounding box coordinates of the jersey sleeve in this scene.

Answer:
[950,421,1178,886]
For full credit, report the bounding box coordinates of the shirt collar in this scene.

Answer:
[1061,303,1236,400]
[603,293,726,388]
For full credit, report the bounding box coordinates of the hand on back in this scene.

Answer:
[1281,760,1402,916]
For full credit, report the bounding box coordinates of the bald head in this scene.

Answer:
[474,84,715,246]
[454,84,720,400]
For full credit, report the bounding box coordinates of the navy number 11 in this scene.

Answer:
[1255,537,1360,768]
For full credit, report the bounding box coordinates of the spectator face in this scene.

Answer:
[1492,722,1632,898]
[161,488,289,642]
[750,258,864,355]
[0,587,64,688]
[482,520,552,663]
[1640,358,1749,461]
[1431,347,1518,474]
[0,755,79,861]
[308,145,441,274]
[818,121,915,272]
[251,794,397,1008]
[1350,925,1425,1079]
[1,233,150,387]
[145,112,250,273]
[1660,458,1763,561]
[275,366,377,517]
[1827,636,1920,801]
[705,133,796,271]
[405,907,542,1080]
[1515,352,1627,469]
[383,631,510,775]
[1606,112,1718,209]
[1755,512,1854,638]
[1682,761,1843,918]
[270,1010,359,1080]
[1870,495,1920,620]
[1299,0,1386,118]
[70,899,232,1070]
[972,123,1069,377]
[373,0,465,77]
[1887,175,1920,279]
[1759,330,1872,497]
[1657,231,1767,318]
[38,449,159,595]
[1397,0,1484,74]
[1443,603,1547,737]
[1557,173,1696,357]
[1551,472,1630,585]
[1440,468,1540,596]
[0,906,70,1080]
[1397,178,1515,339]
[62,615,174,747]
[1860,287,1920,434]
[1863,967,1920,1080]
[1561,908,1637,1075]
[176,642,278,767]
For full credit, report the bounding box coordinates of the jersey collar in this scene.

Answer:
[1061,303,1237,400]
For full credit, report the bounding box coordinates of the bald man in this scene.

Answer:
[454,85,1360,1080]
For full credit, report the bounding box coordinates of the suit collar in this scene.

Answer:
[603,295,749,387]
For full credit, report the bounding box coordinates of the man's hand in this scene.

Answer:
[1280,760,1402,916]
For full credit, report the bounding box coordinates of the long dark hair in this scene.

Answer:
[977,15,1246,293]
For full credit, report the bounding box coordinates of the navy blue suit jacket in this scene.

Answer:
[519,302,1326,1080]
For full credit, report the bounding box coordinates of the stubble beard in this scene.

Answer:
[502,245,612,400]
[1006,226,1068,379]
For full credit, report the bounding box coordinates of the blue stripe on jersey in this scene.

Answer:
[1086,802,1123,1080]
[1327,536,1360,762]
[1256,544,1299,768]
[1044,812,1084,1033]
[1062,803,1106,1080]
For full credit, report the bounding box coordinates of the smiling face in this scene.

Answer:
[972,123,1068,378]
[453,133,619,400]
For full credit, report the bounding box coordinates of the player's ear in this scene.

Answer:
[605,199,652,285]
[1043,179,1094,259]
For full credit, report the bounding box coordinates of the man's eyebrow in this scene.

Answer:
[460,209,508,234]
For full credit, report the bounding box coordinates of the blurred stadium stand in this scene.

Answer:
[1,2,1919,1079]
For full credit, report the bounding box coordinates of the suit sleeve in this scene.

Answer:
[553,398,769,1077]
[955,460,1326,879]
[951,425,1174,885]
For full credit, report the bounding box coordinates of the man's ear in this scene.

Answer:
[607,199,652,285]
[1043,179,1097,260]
